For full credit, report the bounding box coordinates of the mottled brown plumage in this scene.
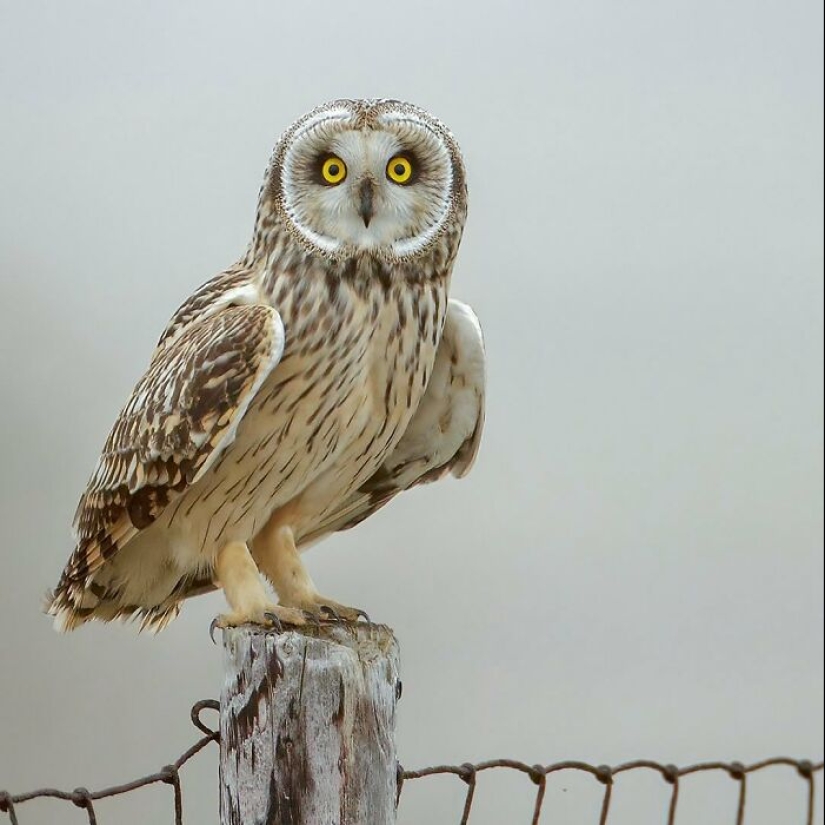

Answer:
[48,99,485,632]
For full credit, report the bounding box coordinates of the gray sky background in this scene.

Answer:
[0,1,822,823]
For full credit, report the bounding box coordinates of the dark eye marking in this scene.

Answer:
[389,149,422,185]
[313,153,347,185]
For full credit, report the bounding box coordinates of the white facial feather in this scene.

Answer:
[278,102,457,259]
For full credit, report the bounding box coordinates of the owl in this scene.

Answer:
[47,99,486,633]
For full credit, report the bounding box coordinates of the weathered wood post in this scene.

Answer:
[219,624,401,825]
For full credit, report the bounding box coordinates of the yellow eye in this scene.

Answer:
[321,156,347,185]
[386,155,413,184]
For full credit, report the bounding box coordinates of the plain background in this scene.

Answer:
[0,1,822,823]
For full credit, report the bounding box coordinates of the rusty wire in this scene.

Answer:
[0,700,219,825]
[1,699,822,824]
[400,756,824,825]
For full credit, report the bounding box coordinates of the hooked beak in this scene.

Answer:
[357,178,375,228]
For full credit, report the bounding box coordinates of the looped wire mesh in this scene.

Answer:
[0,700,219,825]
[1,699,821,823]
[399,756,824,825]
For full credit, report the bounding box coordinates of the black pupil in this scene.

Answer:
[394,163,406,177]
[328,163,340,176]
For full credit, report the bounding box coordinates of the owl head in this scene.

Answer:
[259,99,467,261]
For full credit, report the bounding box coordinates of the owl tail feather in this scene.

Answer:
[44,584,181,633]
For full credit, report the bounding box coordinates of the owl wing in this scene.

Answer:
[155,268,260,351]
[51,302,284,607]
[300,299,485,545]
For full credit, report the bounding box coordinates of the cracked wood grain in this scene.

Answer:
[220,624,401,825]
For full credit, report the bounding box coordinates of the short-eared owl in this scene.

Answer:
[48,99,485,632]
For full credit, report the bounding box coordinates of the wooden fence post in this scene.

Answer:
[219,624,401,825]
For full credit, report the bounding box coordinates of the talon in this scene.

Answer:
[320,605,342,623]
[355,609,371,624]
[209,617,221,644]
[264,612,284,633]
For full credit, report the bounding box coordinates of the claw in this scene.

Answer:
[264,612,284,633]
[320,605,342,623]
[355,609,371,624]
[209,617,221,645]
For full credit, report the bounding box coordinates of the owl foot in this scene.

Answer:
[209,603,306,643]
[290,596,370,625]
[250,524,371,625]
[213,541,307,644]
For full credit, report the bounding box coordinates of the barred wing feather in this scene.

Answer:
[49,304,284,619]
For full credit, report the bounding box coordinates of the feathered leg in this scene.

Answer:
[213,540,305,628]
[251,518,368,623]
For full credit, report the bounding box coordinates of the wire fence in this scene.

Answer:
[0,700,220,825]
[400,756,824,825]
[1,699,822,825]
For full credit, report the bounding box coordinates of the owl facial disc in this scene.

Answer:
[273,100,465,259]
